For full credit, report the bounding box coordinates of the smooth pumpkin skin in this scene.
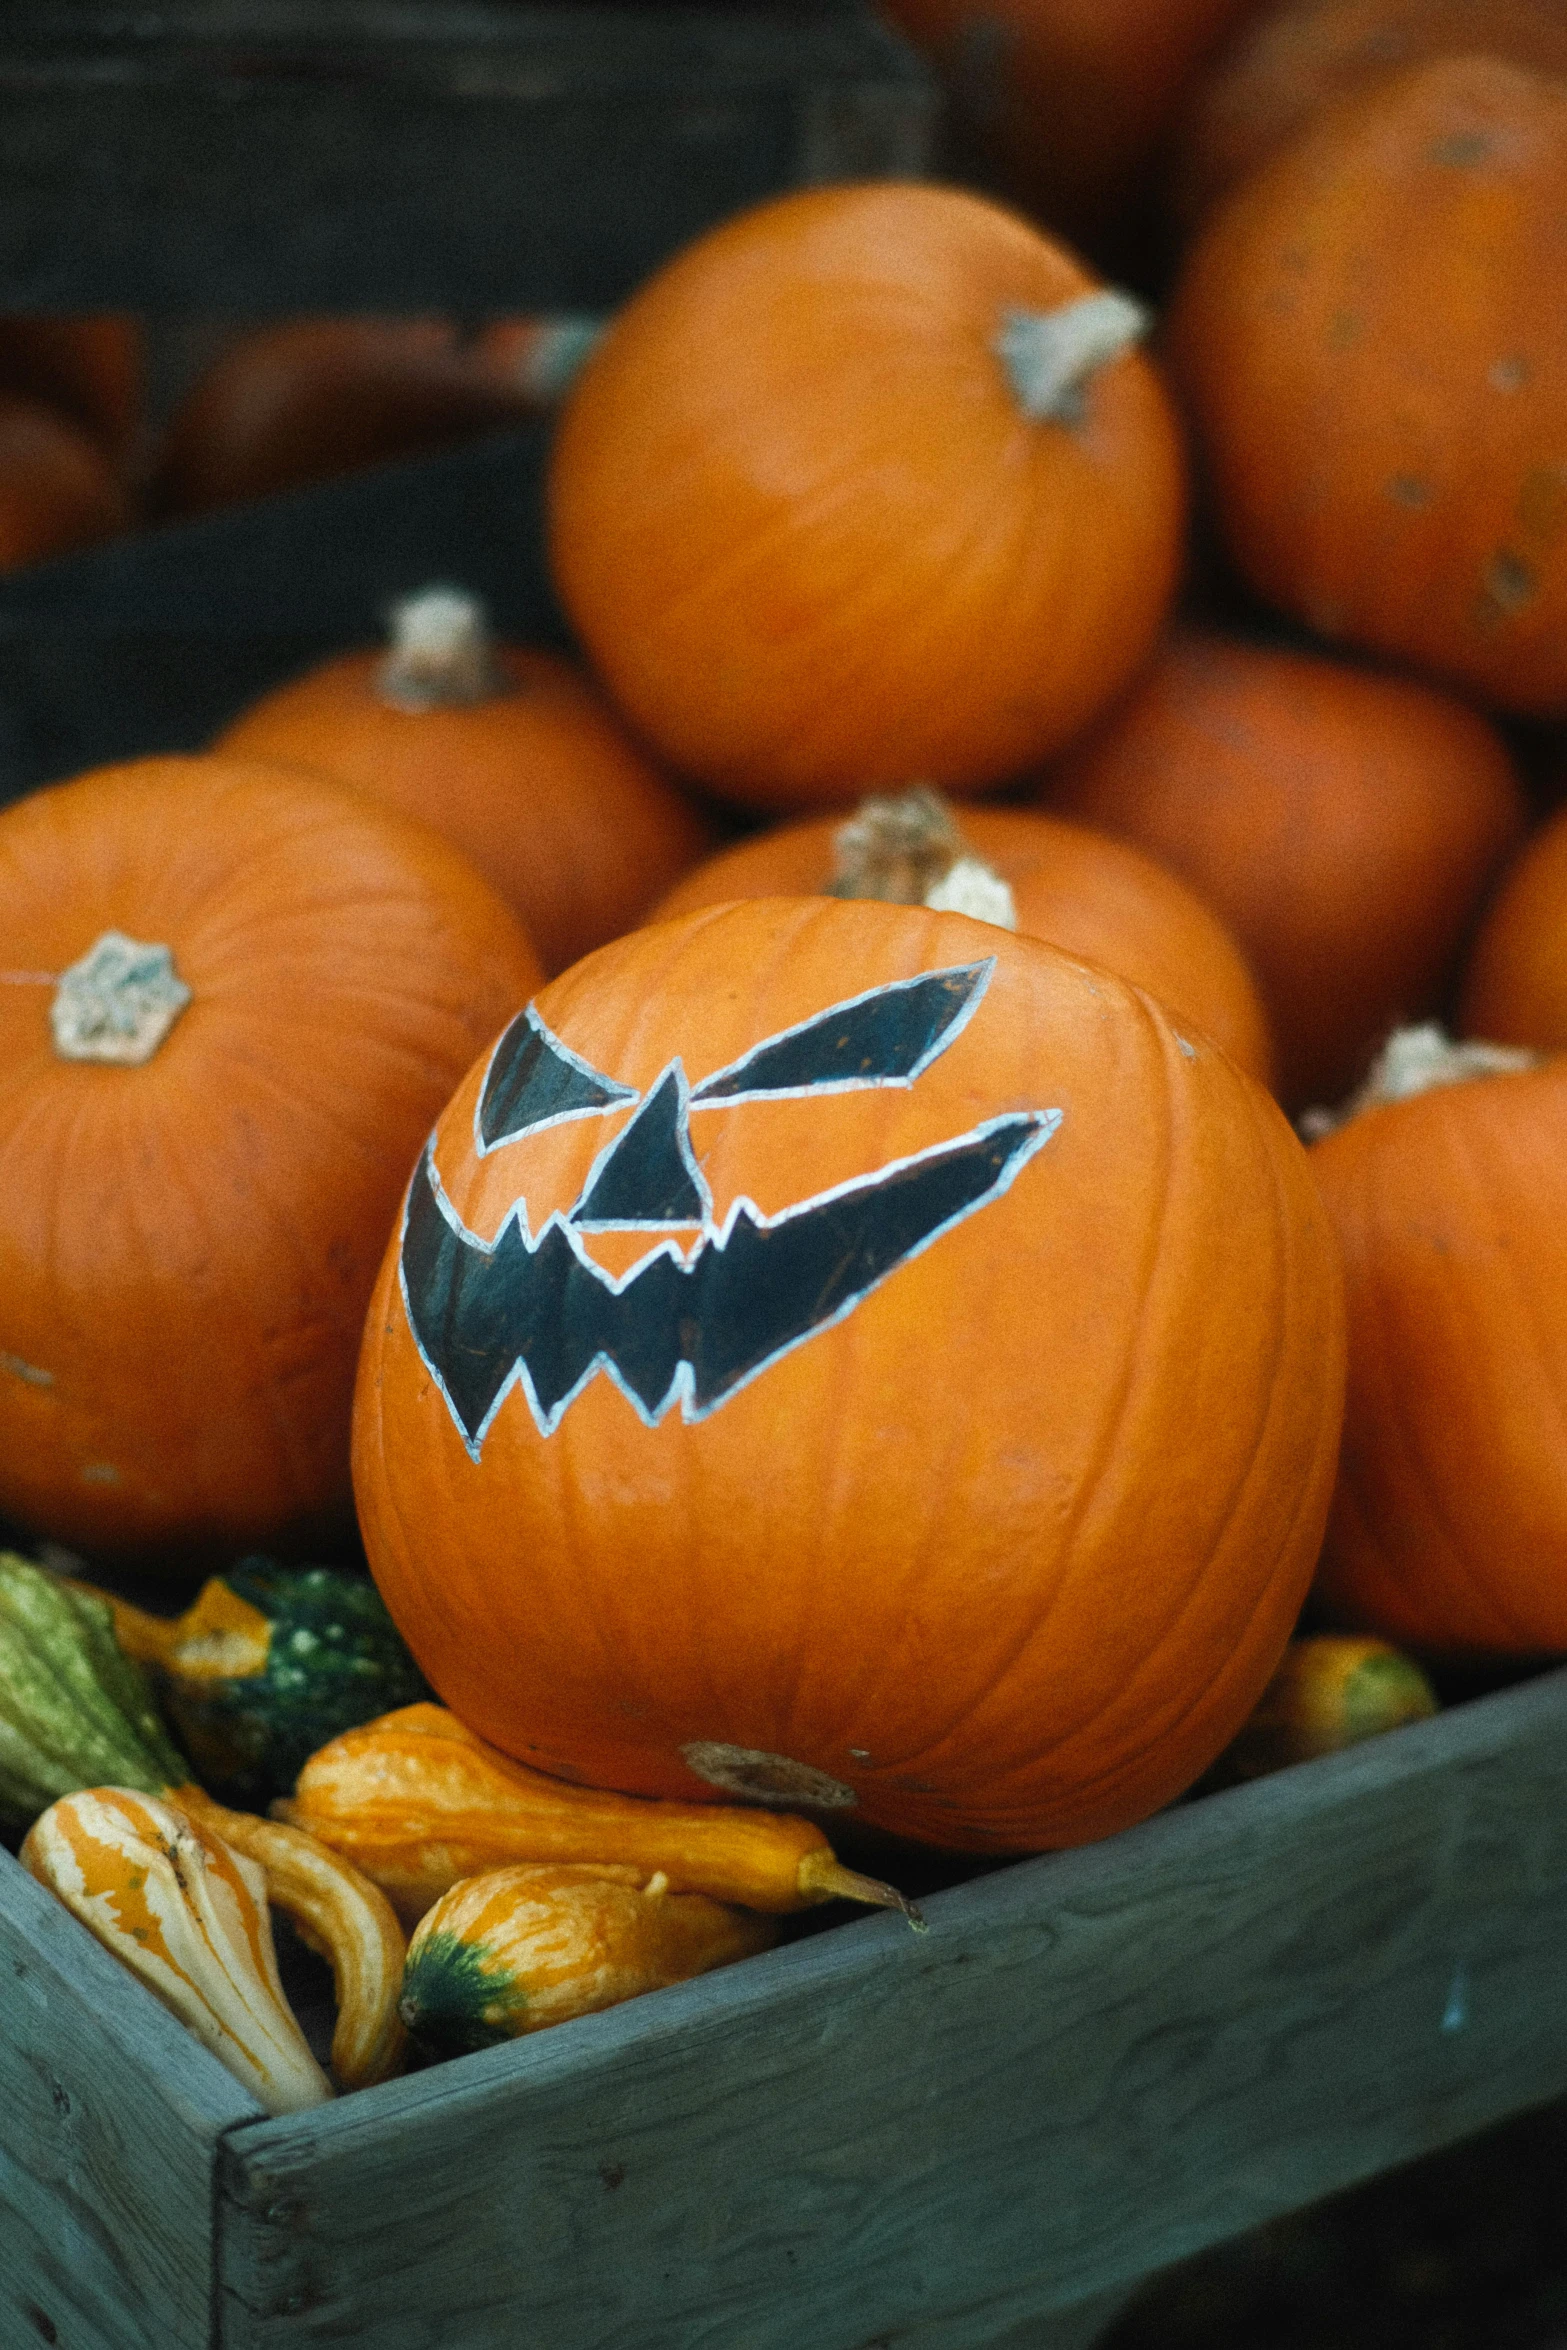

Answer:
[1166,57,1567,717]
[1460,802,1567,1052]
[0,314,143,456]
[0,394,131,572]
[548,182,1188,811]
[214,644,715,976]
[1044,629,1528,1109]
[150,317,531,515]
[1172,0,1567,230]
[354,896,1345,1853]
[647,802,1276,1087]
[1310,1062,1567,1651]
[0,756,541,1569]
[877,0,1260,268]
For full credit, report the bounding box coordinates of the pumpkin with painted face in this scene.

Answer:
[353,898,1345,1853]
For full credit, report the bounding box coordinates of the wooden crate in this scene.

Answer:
[0,0,937,316]
[0,419,566,798]
[6,1660,1567,2350]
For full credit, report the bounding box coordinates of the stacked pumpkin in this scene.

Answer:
[20,3,1567,2092]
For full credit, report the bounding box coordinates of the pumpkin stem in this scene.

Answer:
[829,786,1017,930]
[1299,1021,1545,1138]
[996,290,1150,425]
[51,931,191,1066]
[512,314,606,402]
[796,1848,927,1932]
[377,584,508,713]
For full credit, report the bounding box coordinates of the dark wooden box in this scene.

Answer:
[6,1661,1567,2350]
[0,0,937,317]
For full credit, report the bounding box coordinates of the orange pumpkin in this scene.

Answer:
[0,755,541,1569]
[0,394,131,572]
[150,317,531,516]
[213,586,715,977]
[876,0,1260,270]
[648,791,1276,1086]
[1166,57,1567,716]
[0,314,143,457]
[548,182,1188,811]
[1309,1045,1567,1652]
[1460,801,1567,1051]
[1172,0,1567,230]
[353,895,1344,1853]
[1043,628,1528,1109]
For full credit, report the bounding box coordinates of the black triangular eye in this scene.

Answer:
[570,1066,709,1228]
[690,961,994,1104]
[478,1007,638,1153]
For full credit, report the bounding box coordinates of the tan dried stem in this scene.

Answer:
[1298,1022,1546,1140]
[377,584,508,712]
[829,787,1016,930]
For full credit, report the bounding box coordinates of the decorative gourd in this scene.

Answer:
[1042,628,1527,1109]
[1205,1632,1438,1782]
[876,0,1260,270]
[0,1551,186,1826]
[352,895,1345,1853]
[75,1559,433,1805]
[149,316,532,515]
[173,1783,408,2091]
[213,587,714,976]
[398,1862,778,2056]
[0,394,130,572]
[23,1787,334,2113]
[1172,0,1567,230]
[0,754,541,1567]
[1307,1029,1567,1652]
[0,313,143,456]
[0,1552,409,2089]
[548,182,1187,810]
[1459,800,1567,1052]
[648,786,1275,1087]
[1166,57,1567,716]
[275,1701,920,1926]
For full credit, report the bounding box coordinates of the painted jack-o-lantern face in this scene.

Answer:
[354,898,1345,1854]
[403,959,1059,1450]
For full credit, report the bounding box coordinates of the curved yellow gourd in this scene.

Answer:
[21,1787,333,2115]
[278,1703,920,1928]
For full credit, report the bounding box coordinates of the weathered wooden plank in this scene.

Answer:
[0,1844,262,2350]
[867,2278,1140,2350]
[0,2,936,313]
[214,1666,1567,2350]
[0,423,564,799]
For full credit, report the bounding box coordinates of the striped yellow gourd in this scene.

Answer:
[21,1786,333,2115]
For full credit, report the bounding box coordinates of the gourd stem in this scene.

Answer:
[997,290,1150,425]
[1299,1022,1545,1138]
[796,1848,926,1931]
[51,931,191,1066]
[829,785,1017,931]
[62,1575,179,1669]
[377,584,508,712]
